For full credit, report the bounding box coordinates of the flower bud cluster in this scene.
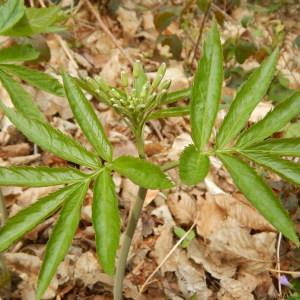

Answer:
[81,61,171,126]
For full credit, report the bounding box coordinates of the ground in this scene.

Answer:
[1,0,300,299]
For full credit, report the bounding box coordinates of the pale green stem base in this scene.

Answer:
[113,187,147,300]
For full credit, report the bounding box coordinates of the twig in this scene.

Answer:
[84,0,134,66]
[276,233,283,297]
[210,3,238,25]
[56,35,79,70]
[269,268,300,275]
[140,222,196,293]
[190,6,210,66]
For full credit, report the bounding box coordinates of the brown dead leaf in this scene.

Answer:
[153,225,175,274]
[0,143,31,159]
[144,189,160,207]
[74,251,112,286]
[209,218,276,274]
[214,194,274,231]
[249,102,273,123]
[14,186,59,213]
[168,133,192,160]
[100,51,121,85]
[218,277,255,300]
[196,193,226,238]
[188,239,237,279]
[174,250,208,299]
[168,191,197,225]
[4,252,58,299]
[117,7,140,39]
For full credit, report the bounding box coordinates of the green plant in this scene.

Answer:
[0,0,68,293]
[0,15,300,300]
[0,68,175,299]
[0,0,67,99]
[179,22,300,245]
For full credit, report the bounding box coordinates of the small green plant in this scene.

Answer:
[0,68,174,299]
[0,12,300,300]
[179,22,300,245]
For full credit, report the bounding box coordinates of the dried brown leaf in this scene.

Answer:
[214,194,274,231]
[168,191,197,225]
[196,194,226,238]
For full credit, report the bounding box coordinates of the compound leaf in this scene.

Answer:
[0,64,64,96]
[0,0,24,34]
[0,166,88,187]
[236,92,300,147]
[62,73,113,161]
[36,181,89,300]
[242,152,300,186]
[3,6,65,36]
[218,153,299,244]
[0,69,45,121]
[179,145,209,185]
[0,44,39,63]
[245,138,300,157]
[92,168,120,275]
[216,48,279,148]
[111,156,174,189]
[191,22,223,150]
[0,183,80,253]
[0,103,100,169]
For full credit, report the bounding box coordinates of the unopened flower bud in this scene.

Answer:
[120,71,128,87]
[158,79,171,91]
[133,60,143,78]
[140,82,150,98]
[110,88,122,99]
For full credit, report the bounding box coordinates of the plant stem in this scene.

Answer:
[113,126,181,299]
[113,127,147,300]
[113,186,147,300]
[0,189,10,290]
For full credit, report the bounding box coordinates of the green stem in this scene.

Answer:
[0,189,10,290]
[113,186,147,300]
[113,127,146,300]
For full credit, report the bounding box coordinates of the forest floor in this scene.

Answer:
[1,0,300,299]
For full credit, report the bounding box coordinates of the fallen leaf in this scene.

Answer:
[168,191,197,225]
[214,194,274,231]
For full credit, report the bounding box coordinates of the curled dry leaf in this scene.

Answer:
[4,252,58,299]
[214,194,274,231]
[153,225,208,298]
[13,186,59,214]
[168,191,197,225]
[168,133,192,160]
[74,251,113,286]
[175,249,208,299]
[151,204,175,226]
[117,7,140,39]
[153,225,175,274]
[196,193,226,238]
[218,277,255,300]
[188,239,237,280]
[100,51,121,85]
[209,218,276,274]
